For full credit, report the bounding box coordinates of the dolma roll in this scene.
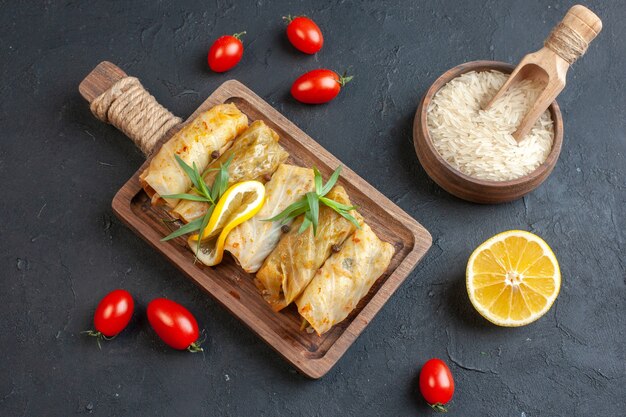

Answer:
[140,103,248,208]
[171,120,289,223]
[296,222,394,335]
[225,164,315,273]
[256,186,357,311]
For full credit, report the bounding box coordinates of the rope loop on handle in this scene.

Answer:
[89,77,182,155]
[544,23,589,64]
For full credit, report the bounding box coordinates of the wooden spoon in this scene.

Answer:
[484,5,602,142]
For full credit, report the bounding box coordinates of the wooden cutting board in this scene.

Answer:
[79,61,432,378]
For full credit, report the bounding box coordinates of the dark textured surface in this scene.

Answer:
[1,1,624,416]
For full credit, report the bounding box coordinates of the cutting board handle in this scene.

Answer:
[79,61,182,156]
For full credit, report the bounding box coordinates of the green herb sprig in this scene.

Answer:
[265,166,360,235]
[160,155,232,249]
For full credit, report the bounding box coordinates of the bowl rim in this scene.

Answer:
[418,60,564,188]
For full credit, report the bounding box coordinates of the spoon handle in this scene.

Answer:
[544,5,603,64]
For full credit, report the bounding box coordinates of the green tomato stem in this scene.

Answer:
[81,330,105,349]
[336,72,354,87]
[187,342,204,353]
[429,403,448,413]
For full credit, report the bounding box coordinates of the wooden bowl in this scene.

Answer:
[413,60,563,204]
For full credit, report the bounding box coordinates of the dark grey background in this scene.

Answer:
[1,1,624,416]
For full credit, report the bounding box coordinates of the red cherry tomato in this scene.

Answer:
[93,289,134,336]
[419,358,455,412]
[83,289,134,346]
[147,298,203,352]
[291,69,353,104]
[208,32,246,73]
[285,15,323,54]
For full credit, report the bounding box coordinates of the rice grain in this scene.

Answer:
[426,70,554,181]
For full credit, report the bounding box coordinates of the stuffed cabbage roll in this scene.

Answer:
[171,120,289,223]
[140,103,248,208]
[225,164,315,273]
[256,186,357,311]
[296,222,394,335]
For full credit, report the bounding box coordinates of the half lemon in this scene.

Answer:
[466,230,561,327]
[188,181,265,266]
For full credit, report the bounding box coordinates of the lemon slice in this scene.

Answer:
[466,230,560,327]
[188,181,265,266]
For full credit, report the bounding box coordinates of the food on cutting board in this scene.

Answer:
[225,164,315,273]
[426,70,554,181]
[190,180,265,266]
[291,69,353,104]
[419,358,455,412]
[466,230,561,326]
[256,185,357,311]
[284,15,324,54]
[147,298,204,352]
[208,32,246,73]
[82,289,134,347]
[171,120,288,223]
[139,103,248,207]
[296,220,394,335]
[150,102,394,334]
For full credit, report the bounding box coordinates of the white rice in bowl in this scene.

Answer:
[426,70,554,181]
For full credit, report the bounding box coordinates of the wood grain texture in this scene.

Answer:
[79,61,127,102]
[81,64,432,378]
[413,60,564,204]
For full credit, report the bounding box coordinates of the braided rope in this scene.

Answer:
[89,77,182,155]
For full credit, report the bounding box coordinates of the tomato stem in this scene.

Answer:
[429,403,448,413]
[81,330,104,350]
[187,331,206,353]
[232,31,246,41]
[187,342,204,353]
[337,71,354,87]
[282,15,305,24]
